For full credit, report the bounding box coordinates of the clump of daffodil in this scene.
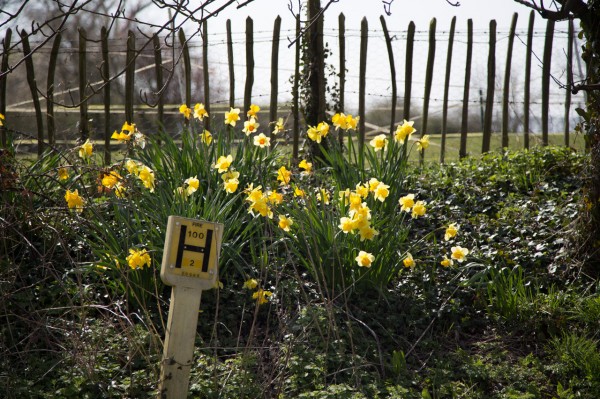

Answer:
[395,119,416,144]
[451,246,469,263]
[224,107,241,127]
[278,215,293,232]
[417,135,430,152]
[299,159,312,175]
[247,104,260,119]
[369,134,388,152]
[253,133,270,148]
[253,289,273,305]
[307,121,330,143]
[277,166,291,186]
[243,117,260,136]
[126,248,151,270]
[78,139,93,159]
[193,103,209,120]
[272,117,285,135]
[355,250,375,268]
[332,112,359,131]
[444,223,459,241]
[403,253,415,268]
[200,129,212,145]
[65,189,84,212]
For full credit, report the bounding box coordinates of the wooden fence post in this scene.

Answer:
[542,19,555,146]
[270,16,281,132]
[0,28,11,148]
[126,30,136,125]
[482,20,496,154]
[524,11,534,149]
[338,12,346,146]
[380,15,397,138]
[404,22,415,121]
[292,15,300,160]
[227,19,235,109]
[153,34,164,135]
[358,17,368,168]
[20,29,45,156]
[441,16,456,163]
[565,18,574,147]
[78,28,89,142]
[244,17,254,117]
[203,20,211,131]
[102,27,111,164]
[178,29,190,125]
[47,32,61,147]
[460,19,473,159]
[421,18,436,163]
[502,13,518,149]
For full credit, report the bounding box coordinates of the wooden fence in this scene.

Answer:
[0,12,580,162]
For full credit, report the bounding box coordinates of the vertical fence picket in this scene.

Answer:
[502,13,518,149]
[102,27,111,164]
[126,30,136,125]
[482,20,496,153]
[47,32,61,146]
[0,28,11,148]
[421,18,436,163]
[78,28,89,143]
[227,19,235,109]
[542,19,555,146]
[358,17,368,167]
[404,22,415,121]
[292,16,300,160]
[244,17,254,117]
[460,19,473,159]
[441,16,456,163]
[380,16,396,137]
[565,18,574,147]
[338,13,346,145]
[270,16,281,132]
[178,29,190,125]
[20,30,44,156]
[524,11,534,149]
[203,20,211,131]
[153,34,164,134]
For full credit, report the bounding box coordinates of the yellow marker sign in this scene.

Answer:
[161,215,224,290]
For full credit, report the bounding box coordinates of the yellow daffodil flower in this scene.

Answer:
[293,186,305,197]
[369,134,388,152]
[444,223,459,241]
[403,253,415,268]
[243,278,258,290]
[355,250,375,268]
[411,200,427,218]
[277,166,291,186]
[395,120,416,144]
[101,171,122,189]
[243,117,260,136]
[58,167,69,181]
[451,246,469,263]
[247,104,260,119]
[299,159,312,175]
[253,133,270,147]
[440,256,454,267]
[224,107,241,127]
[193,103,209,119]
[200,129,213,145]
[278,215,294,232]
[214,155,233,173]
[359,226,379,241]
[417,135,430,152]
[0,113,4,126]
[138,165,155,192]
[339,217,356,234]
[223,178,239,194]
[78,139,93,159]
[355,183,369,199]
[317,188,330,204]
[184,176,200,196]
[64,189,84,212]
[252,288,273,305]
[179,104,192,119]
[126,248,151,270]
[272,117,285,135]
[399,194,415,212]
[374,183,390,202]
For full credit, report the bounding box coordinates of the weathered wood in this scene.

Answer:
[178,29,191,125]
[203,20,211,131]
[125,30,136,124]
[153,34,164,134]
[78,28,89,142]
[541,19,555,146]
[421,18,436,162]
[20,29,45,156]
[269,16,281,131]
[502,13,518,149]
[292,15,300,160]
[403,21,415,121]
[47,32,62,146]
[102,27,111,164]
[482,20,496,153]
[338,12,346,146]
[440,16,456,163]
[524,11,534,149]
[0,28,11,148]
[565,18,574,147]
[460,19,473,159]
[244,17,254,118]
[226,19,235,108]
[380,15,397,138]
[358,17,368,167]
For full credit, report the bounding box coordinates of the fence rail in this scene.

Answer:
[0,12,583,162]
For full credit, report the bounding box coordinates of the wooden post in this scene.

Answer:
[101,27,111,164]
[125,30,136,125]
[565,18,574,147]
[421,18,436,163]
[292,15,300,160]
[306,0,327,157]
[153,34,165,135]
[226,19,235,109]
[269,16,281,131]
[78,28,89,143]
[20,29,45,156]
[482,20,496,154]
[441,16,456,163]
[358,17,368,168]
[203,20,211,131]
[404,22,415,121]
[524,11,534,149]
[460,19,473,159]
[542,19,555,146]
[502,13,518,149]
[338,12,346,146]
[244,17,254,118]
[380,15,397,138]
[178,29,191,125]
[47,32,61,147]
[0,28,11,148]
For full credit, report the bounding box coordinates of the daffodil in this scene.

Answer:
[184,176,200,196]
[193,103,209,119]
[126,248,152,270]
[114,183,127,198]
[245,184,264,203]
[299,159,312,175]
[224,107,241,127]
[355,251,375,268]
[317,188,330,204]
[223,178,239,194]
[0,113,4,126]
[179,104,192,119]
[200,129,213,145]
[373,183,390,202]
[368,178,380,192]
[58,167,69,181]
[248,196,273,219]
[247,104,260,119]
[111,130,132,142]
[411,201,427,218]
[64,189,84,212]
[101,171,122,189]
[451,246,469,263]
[278,215,293,232]
[348,192,363,212]
[403,253,415,268]
[267,190,284,205]
[440,256,454,267]
[369,134,388,152]
[253,133,270,148]
[399,194,415,212]
[359,226,379,241]
[214,155,233,173]
[272,117,285,134]
[339,217,356,234]
[293,186,305,197]
[243,117,260,136]
[125,159,140,175]
[277,166,291,186]
[355,183,369,199]
[395,120,416,143]
[78,139,93,159]
[138,165,155,192]
[417,135,430,152]
[243,278,258,289]
[444,223,459,241]
[252,288,273,305]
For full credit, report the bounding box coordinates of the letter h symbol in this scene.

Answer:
[174,225,213,272]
